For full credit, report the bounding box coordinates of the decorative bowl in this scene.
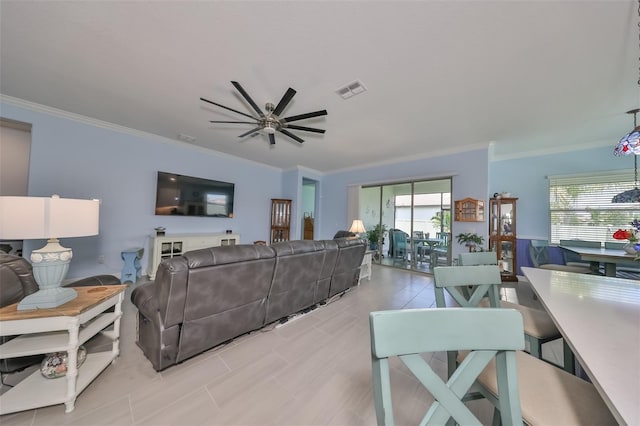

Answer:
[40,346,87,379]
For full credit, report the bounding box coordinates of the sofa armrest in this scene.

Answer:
[66,275,121,287]
[131,282,158,318]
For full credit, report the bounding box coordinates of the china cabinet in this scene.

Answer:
[489,197,518,281]
[270,199,291,244]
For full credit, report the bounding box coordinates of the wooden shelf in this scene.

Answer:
[0,287,125,415]
[454,198,485,222]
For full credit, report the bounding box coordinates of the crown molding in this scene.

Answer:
[0,94,283,172]
[489,138,613,162]
[325,141,491,175]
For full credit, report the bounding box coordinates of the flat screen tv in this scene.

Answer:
[155,171,234,218]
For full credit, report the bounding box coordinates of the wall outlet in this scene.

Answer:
[98,255,105,264]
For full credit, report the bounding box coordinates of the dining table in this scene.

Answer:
[522,266,640,425]
[412,238,442,263]
[559,245,639,277]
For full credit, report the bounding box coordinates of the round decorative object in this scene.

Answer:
[623,242,639,255]
[40,346,87,379]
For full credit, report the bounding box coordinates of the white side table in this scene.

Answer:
[0,285,126,414]
[359,250,374,282]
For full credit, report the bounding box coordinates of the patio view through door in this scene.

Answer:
[359,178,451,273]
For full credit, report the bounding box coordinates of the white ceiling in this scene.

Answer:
[1,1,638,172]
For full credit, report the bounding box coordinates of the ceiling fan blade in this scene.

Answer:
[238,127,263,138]
[272,88,297,116]
[231,81,265,118]
[268,134,276,145]
[279,129,305,143]
[210,120,257,124]
[282,110,328,123]
[200,97,257,120]
[285,124,325,134]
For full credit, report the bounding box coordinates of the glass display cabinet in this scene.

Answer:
[489,197,518,281]
[270,199,292,244]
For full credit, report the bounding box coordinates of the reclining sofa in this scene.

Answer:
[131,238,366,371]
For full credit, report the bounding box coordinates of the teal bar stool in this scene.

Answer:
[121,247,143,284]
[436,261,573,374]
[458,253,576,369]
[370,308,525,426]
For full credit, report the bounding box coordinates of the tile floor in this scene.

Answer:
[0,266,562,426]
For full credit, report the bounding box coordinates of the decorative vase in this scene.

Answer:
[623,242,639,255]
[41,346,87,379]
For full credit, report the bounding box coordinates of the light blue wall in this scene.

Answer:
[489,145,627,240]
[14,93,615,279]
[1,102,284,278]
[319,148,490,261]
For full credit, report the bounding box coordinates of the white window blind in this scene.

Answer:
[548,170,639,244]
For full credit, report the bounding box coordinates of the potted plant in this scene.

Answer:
[367,223,388,250]
[455,232,485,252]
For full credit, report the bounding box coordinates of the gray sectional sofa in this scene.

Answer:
[131,238,366,371]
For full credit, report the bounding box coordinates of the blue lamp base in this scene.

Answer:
[17,239,78,311]
[17,286,77,310]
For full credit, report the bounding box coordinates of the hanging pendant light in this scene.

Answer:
[612,0,640,203]
[612,109,640,203]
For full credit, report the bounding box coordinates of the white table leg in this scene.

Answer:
[64,317,80,413]
[111,293,123,362]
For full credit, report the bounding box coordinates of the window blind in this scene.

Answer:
[548,170,638,244]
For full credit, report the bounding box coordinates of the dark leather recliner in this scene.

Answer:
[0,254,120,379]
[132,239,366,371]
[333,230,355,239]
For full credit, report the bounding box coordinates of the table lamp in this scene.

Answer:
[0,195,99,310]
[349,219,366,237]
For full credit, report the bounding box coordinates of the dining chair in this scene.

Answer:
[432,264,617,425]
[457,251,497,267]
[412,231,431,263]
[528,239,591,274]
[435,262,572,374]
[559,239,601,273]
[464,349,618,426]
[430,232,450,267]
[390,230,409,260]
[369,308,524,426]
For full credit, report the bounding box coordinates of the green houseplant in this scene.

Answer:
[455,232,485,252]
[367,223,388,250]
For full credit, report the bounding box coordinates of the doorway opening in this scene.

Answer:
[302,178,317,240]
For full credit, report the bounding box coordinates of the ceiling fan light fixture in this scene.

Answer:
[263,123,277,134]
[203,81,326,145]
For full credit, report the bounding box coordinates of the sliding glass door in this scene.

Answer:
[359,178,451,273]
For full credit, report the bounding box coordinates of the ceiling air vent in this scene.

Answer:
[178,133,196,143]
[336,80,367,99]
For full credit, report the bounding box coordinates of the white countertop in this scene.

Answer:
[522,267,640,425]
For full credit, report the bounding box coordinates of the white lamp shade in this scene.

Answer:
[349,219,366,234]
[0,196,99,240]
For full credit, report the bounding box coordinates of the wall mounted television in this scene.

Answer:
[155,171,234,218]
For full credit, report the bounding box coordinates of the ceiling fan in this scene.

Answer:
[201,81,327,145]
